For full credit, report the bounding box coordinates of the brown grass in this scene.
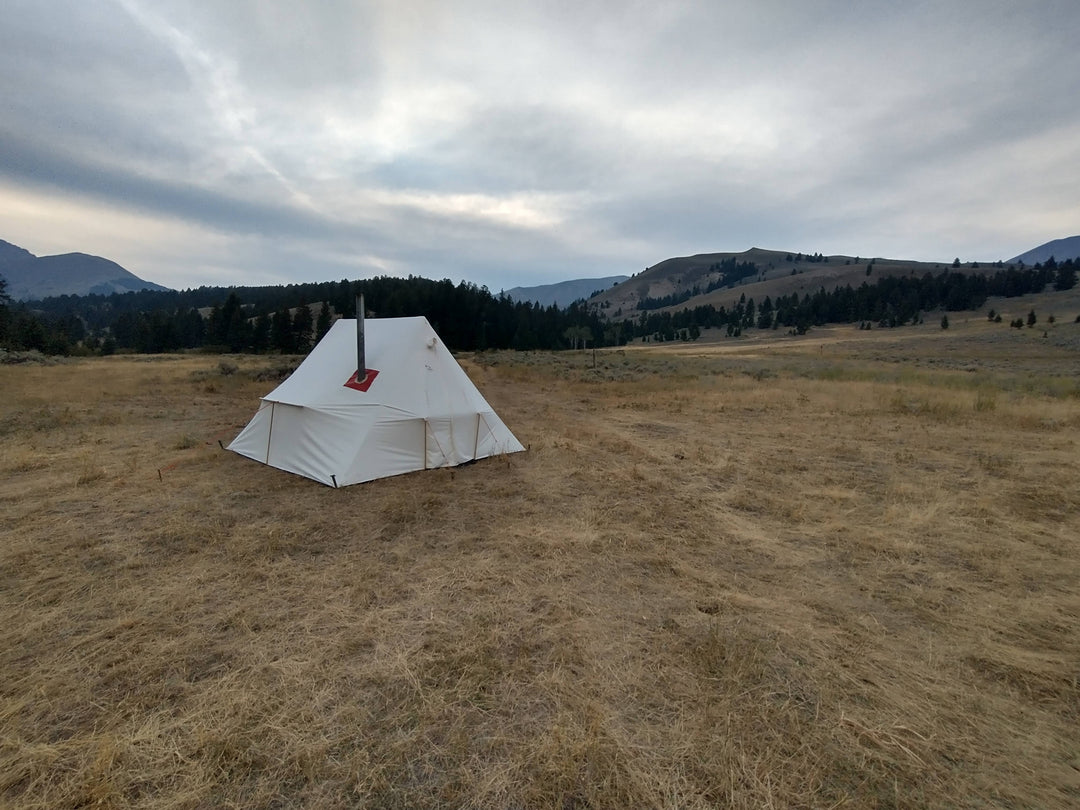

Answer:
[2,322,1079,808]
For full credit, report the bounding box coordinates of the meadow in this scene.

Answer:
[2,308,1078,808]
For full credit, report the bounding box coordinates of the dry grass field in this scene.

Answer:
[2,309,1079,808]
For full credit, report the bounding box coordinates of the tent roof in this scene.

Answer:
[264,317,491,417]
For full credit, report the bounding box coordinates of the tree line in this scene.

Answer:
[0,275,605,355]
[1,257,1076,355]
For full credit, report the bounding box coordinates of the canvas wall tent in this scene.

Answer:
[228,316,524,486]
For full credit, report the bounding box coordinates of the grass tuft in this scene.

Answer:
[172,434,200,450]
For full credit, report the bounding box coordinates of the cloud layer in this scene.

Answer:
[2,0,1078,290]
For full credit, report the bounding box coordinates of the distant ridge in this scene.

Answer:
[0,238,170,300]
[1008,236,1080,266]
[504,275,629,308]
[588,247,968,316]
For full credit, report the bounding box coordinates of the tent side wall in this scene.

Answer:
[226,403,354,487]
[263,404,358,486]
[228,400,275,463]
[474,411,526,458]
[339,415,427,486]
[425,414,480,469]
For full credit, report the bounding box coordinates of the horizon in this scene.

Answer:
[4,234,1075,302]
[3,235,1075,298]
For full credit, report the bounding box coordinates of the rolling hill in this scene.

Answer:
[587,248,979,317]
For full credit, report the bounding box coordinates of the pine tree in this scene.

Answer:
[221,293,250,351]
[292,305,313,352]
[0,275,9,346]
[251,312,271,353]
[1054,261,1077,291]
[271,309,293,352]
[316,301,333,342]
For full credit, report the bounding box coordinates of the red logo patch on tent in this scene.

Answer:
[344,368,379,392]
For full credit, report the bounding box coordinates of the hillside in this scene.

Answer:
[0,238,170,300]
[1009,235,1080,265]
[504,275,629,308]
[589,248,1002,318]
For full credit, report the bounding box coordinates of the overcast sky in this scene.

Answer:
[1,1,1078,291]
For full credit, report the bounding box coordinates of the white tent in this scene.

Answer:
[228,316,524,486]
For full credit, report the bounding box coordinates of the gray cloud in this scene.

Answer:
[0,0,1077,290]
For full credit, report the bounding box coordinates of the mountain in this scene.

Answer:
[0,239,35,265]
[588,248,985,316]
[1008,236,1080,266]
[0,238,170,301]
[504,275,629,308]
